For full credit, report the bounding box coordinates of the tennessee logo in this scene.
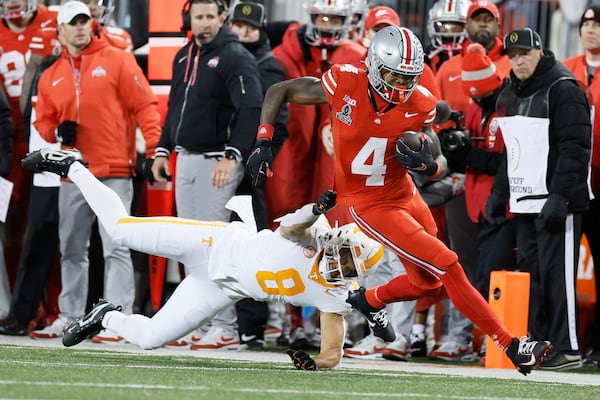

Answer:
[207,57,220,68]
[303,246,316,258]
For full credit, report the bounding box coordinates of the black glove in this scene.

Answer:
[312,189,336,215]
[142,157,171,185]
[246,140,273,189]
[286,349,318,371]
[395,137,439,176]
[537,194,568,232]
[485,190,507,224]
[57,120,78,146]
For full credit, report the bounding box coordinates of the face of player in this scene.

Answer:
[190,2,225,46]
[229,20,260,44]
[1,0,33,22]
[59,15,93,54]
[378,69,419,104]
[506,48,543,81]
[312,13,345,40]
[325,247,357,281]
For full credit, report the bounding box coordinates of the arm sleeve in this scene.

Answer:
[221,49,263,160]
[119,54,161,158]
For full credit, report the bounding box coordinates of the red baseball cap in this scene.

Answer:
[467,0,500,22]
[365,6,400,30]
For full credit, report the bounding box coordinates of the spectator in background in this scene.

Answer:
[149,0,263,350]
[427,0,511,363]
[30,0,161,339]
[0,1,60,337]
[226,0,289,350]
[562,5,600,367]
[448,43,514,302]
[267,0,365,349]
[0,83,13,324]
[490,28,590,371]
[0,0,58,326]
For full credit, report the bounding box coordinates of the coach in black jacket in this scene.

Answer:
[149,0,263,347]
[150,0,263,220]
[487,29,591,371]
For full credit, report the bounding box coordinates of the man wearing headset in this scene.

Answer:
[149,0,264,349]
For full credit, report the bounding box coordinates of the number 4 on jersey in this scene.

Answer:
[350,137,388,186]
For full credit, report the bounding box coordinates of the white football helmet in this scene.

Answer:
[62,0,115,25]
[305,0,353,47]
[318,223,384,284]
[348,0,369,40]
[427,0,470,53]
[366,26,425,104]
[0,0,37,20]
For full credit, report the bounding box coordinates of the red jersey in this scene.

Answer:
[321,64,437,207]
[0,7,57,104]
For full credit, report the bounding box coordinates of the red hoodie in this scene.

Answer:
[35,37,160,178]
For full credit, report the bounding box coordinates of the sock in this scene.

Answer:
[412,323,425,336]
[366,274,442,309]
[441,262,513,350]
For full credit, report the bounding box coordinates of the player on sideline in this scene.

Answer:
[21,148,391,371]
[246,26,552,375]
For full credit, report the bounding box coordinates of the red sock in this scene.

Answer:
[441,262,514,350]
[365,275,442,308]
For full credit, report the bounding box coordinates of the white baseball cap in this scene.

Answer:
[57,1,91,25]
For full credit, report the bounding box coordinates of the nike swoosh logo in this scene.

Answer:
[191,335,202,342]
[449,75,461,82]
[241,334,256,342]
[52,77,64,87]
[41,20,52,28]
[405,112,419,118]
[325,289,334,297]
[412,164,428,171]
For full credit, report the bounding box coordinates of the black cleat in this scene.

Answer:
[0,319,28,336]
[62,299,122,347]
[506,337,553,376]
[21,148,86,178]
[346,287,395,342]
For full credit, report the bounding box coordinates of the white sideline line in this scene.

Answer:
[0,380,544,400]
[1,336,598,386]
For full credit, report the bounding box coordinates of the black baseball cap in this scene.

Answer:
[230,2,265,28]
[501,28,543,55]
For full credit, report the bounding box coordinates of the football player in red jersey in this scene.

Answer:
[247,25,553,376]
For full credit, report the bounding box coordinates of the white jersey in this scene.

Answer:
[208,219,353,316]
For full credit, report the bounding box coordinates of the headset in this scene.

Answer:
[181,0,227,32]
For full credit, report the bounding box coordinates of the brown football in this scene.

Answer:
[396,131,424,152]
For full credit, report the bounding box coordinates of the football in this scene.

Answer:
[396,131,424,152]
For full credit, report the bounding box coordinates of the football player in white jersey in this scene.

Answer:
[21,148,391,370]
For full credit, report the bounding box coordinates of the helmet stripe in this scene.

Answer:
[401,28,412,64]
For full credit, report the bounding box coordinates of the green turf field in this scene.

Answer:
[1,343,599,400]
